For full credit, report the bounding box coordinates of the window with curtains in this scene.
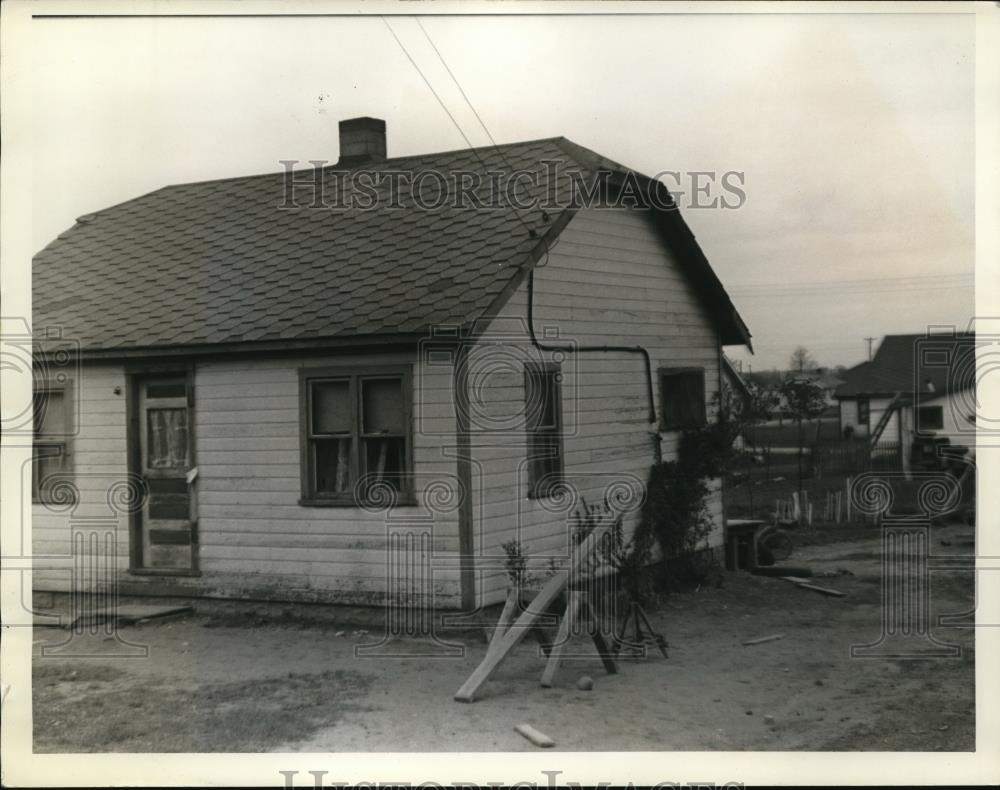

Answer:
[32,384,73,503]
[659,367,707,430]
[299,366,412,505]
[525,363,563,498]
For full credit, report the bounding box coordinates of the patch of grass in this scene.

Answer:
[745,417,840,448]
[34,665,372,752]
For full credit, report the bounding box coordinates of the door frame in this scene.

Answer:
[125,361,200,576]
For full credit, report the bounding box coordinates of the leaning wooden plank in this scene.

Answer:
[540,592,580,688]
[581,596,619,674]
[454,529,603,702]
[530,624,557,656]
[486,590,521,658]
[741,633,786,646]
[514,723,555,748]
[795,582,847,597]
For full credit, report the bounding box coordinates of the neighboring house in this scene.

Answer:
[31,117,751,610]
[813,369,845,408]
[835,332,976,469]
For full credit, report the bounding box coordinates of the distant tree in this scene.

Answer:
[789,346,819,375]
[780,375,828,491]
[745,369,783,390]
[718,379,779,447]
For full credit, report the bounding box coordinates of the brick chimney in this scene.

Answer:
[338,117,387,166]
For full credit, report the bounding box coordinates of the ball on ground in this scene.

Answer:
[576,676,594,691]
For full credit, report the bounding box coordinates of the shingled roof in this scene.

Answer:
[33,134,751,358]
[835,333,976,398]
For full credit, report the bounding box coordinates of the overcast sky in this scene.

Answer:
[31,11,975,370]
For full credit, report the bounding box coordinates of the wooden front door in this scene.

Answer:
[135,375,197,571]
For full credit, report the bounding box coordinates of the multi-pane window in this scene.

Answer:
[659,368,706,430]
[32,385,72,503]
[300,367,411,505]
[525,363,563,498]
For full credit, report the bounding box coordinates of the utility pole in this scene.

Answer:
[864,336,876,361]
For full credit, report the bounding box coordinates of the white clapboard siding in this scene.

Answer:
[868,397,901,443]
[468,207,726,605]
[32,365,130,585]
[33,352,464,607]
[192,352,461,606]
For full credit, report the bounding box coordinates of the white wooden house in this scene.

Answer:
[835,332,976,471]
[31,118,752,610]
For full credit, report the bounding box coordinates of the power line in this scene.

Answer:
[728,272,974,293]
[381,16,546,252]
[415,18,500,153]
[380,18,477,153]
[732,283,973,298]
[413,18,551,231]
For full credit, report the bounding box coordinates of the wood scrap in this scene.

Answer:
[454,527,606,702]
[742,634,785,646]
[514,723,554,748]
[794,582,846,597]
[750,566,813,578]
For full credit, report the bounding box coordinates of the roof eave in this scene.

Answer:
[32,331,438,364]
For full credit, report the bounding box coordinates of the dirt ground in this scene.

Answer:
[32,522,975,752]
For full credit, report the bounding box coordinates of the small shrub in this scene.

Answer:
[499,539,536,590]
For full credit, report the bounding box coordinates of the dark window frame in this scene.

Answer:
[917,404,944,431]
[658,367,707,431]
[858,398,870,427]
[525,362,564,499]
[298,364,415,507]
[32,379,75,504]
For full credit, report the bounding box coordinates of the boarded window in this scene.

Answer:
[146,477,190,520]
[659,368,706,430]
[32,386,72,503]
[525,364,563,498]
[146,381,187,399]
[917,405,944,431]
[301,368,411,504]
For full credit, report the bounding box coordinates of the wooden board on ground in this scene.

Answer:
[68,604,193,629]
[794,582,847,597]
[514,723,555,748]
[751,566,813,578]
[742,633,785,646]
